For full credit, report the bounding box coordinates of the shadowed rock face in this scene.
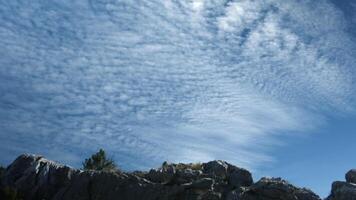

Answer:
[326,181,356,200]
[0,154,323,200]
[326,169,356,200]
[346,170,356,184]
[238,178,320,200]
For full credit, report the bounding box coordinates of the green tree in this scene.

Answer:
[82,149,117,171]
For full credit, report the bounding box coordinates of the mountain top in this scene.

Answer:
[0,154,355,200]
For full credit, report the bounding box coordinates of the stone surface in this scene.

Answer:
[226,163,253,188]
[327,181,356,200]
[326,169,356,200]
[2,154,78,200]
[203,161,229,178]
[187,178,214,190]
[0,154,328,200]
[346,169,356,184]
[240,177,320,200]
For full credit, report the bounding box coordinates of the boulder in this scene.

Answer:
[202,161,253,188]
[200,191,222,200]
[187,178,214,190]
[56,171,173,200]
[346,169,356,184]
[326,169,356,200]
[175,168,202,184]
[145,162,176,184]
[203,160,229,178]
[240,177,320,200]
[2,154,78,200]
[226,163,253,188]
[226,187,246,200]
[326,181,356,200]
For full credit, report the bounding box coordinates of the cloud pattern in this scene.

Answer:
[0,0,355,170]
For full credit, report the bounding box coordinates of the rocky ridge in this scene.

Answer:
[0,154,354,200]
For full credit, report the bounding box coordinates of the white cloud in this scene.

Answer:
[0,0,354,170]
[217,0,264,32]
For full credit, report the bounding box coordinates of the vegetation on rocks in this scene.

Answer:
[82,149,118,171]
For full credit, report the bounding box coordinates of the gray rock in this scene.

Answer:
[202,161,253,189]
[1,155,193,200]
[1,154,327,200]
[2,154,78,200]
[240,177,321,200]
[326,169,356,200]
[175,168,202,184]
[346,169,356,184]
[203,160,229,178]
[145,162,176,184]
[326,181,356,200]
[226,188,246,200]
[200,191,222,200]
[186,178,214,190]
[227,164,253,188]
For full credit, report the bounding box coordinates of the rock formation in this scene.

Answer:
[326,169,356,200]
[0,154,353,200]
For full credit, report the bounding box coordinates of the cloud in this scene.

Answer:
[0,0,354,170]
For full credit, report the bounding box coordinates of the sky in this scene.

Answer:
[0,0,355,197]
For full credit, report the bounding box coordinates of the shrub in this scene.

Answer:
[82,149,117,171]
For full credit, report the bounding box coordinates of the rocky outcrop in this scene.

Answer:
[346,169,356,184]
[238,177,320,200]
[0,154,324,200]
[326,169,356,200]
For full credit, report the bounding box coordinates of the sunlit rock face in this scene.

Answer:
[0,154,323,200]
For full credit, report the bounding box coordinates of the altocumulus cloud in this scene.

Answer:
[0,0,355,170]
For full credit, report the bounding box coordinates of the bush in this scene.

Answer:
[82,149,117,171]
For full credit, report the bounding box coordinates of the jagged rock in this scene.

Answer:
[226,163,253,188]
[346,169,356,184]
[56,171,178,200]
[1,154,326,200]
[202,161,253,188]
[203,160,229,178]
[240,177,321,200]
[226,187,247,200]
[2,154,78,200]
[187,178,214,190]
[176,168,203,184]
[326,181,356,200]
[145,163,176,184]
[327,169,356,200]
[201,191,222,200]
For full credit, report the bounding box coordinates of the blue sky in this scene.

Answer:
[0,0,355,197]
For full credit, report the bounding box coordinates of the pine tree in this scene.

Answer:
[82,149,117,171]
